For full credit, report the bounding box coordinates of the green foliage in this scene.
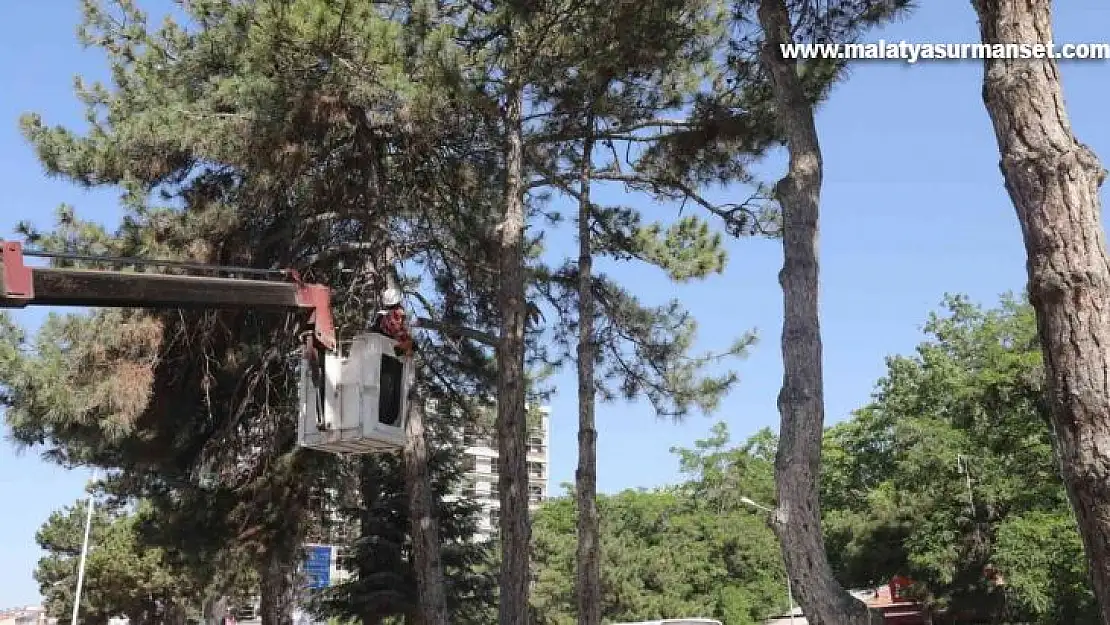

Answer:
[673,421,776,511]
[310,409,496,624]
[5,0,504,621]
[34,495,215,624]
[530,426,787,624]
[1,1,957,624]
[821,294,1097,624]
[993,511,1095,622]
[457,0,758,419]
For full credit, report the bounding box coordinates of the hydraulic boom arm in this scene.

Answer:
[0,240,336,351]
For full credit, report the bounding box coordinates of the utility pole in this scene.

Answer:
[71,470,97,625]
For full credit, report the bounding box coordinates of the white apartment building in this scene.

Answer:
[0,606,53,625]
[308,401,550,554]
[457,406,551,541]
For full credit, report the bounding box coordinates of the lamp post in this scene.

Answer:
[740,496,795,625]
[71,470,97,625]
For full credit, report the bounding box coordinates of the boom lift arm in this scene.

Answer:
[0,240,336,352]
[0,239,341,433]
[0,240,415,455]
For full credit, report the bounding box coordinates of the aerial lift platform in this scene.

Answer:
[0,240,412,454]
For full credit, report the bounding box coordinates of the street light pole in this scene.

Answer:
[71,471,97,625]
[786,576,795,625]
[740,497,795,625]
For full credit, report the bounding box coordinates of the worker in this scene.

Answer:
[371,287,414,357]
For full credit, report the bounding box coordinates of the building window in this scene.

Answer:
[528,461,544,478]
[490,508,501,527]
[463,455,477,472]
[463,427,479,447]
[529,485,543,503]
[490,458,500,474]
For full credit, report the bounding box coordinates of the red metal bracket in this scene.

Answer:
[0,241,34,305]
[294,280,336,351]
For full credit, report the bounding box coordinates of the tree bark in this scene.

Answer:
[575,122,601,625]
[497,79,532,625]
[202,595,228,625]
[164,600,188,625]
[971,1,1110,622]
[403,385,451,625]
[757,1,881,623]
[258,544,297,625]
[357,458,390,625]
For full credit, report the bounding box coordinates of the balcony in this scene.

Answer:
[527,461,545,480]
[528,486,544,504]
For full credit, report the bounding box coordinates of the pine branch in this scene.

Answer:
[528,118,693,145]
[414,317,498,347]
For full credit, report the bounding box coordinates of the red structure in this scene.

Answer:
[855,577,926,624]
[1,240,340,429]
[0,240,336,351]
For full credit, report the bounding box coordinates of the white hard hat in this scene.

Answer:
[382,287,402,307]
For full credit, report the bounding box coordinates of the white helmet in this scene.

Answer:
[382,287,403,307]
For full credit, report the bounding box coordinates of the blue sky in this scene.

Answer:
[1,0,1108,610]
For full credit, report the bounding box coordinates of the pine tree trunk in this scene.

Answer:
[497,79,532,625]
[358,458,388,625]
[258,544,297,625]
[203,595,227,625]
[757,1,881,623]
[575,125,601,625]
[971,2,1110,622]
[164,600,188,625]
[403,385,451,625]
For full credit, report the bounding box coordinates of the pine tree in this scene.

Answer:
[620,0,913,622]
[430,0,762,619]
[3,1,506,623]
[515,1,754,620]
[738,2,913,623]
[969,2,1110,621]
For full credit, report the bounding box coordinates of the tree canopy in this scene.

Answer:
[822,295,1097,624]
[2,0,752,623]
[530,426,787,625]
[4,0,1106,624]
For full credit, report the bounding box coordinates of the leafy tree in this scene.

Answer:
[531,425,786,625]
[672,422,777,513]
[822,295,1098,624]
[969,2,1110,621]
[34,495,220,625]
[993,511,1095,623]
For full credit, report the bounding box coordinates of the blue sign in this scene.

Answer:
[303,545,332,589]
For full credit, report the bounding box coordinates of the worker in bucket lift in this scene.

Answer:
[371,287,415,357]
